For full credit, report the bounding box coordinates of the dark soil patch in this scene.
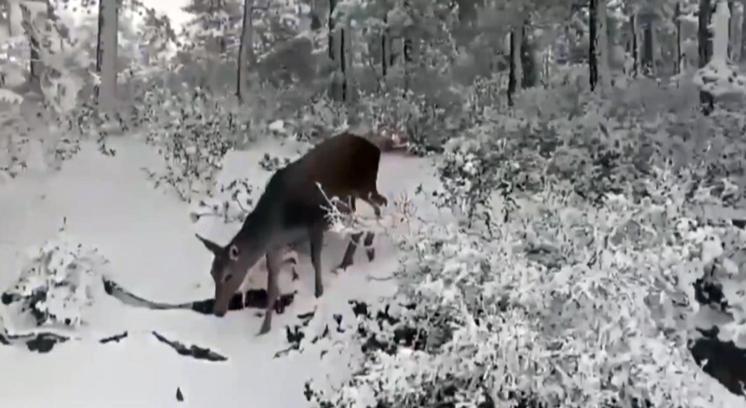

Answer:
[152,331,227,362]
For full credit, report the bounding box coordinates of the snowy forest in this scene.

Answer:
[2,0,746,406]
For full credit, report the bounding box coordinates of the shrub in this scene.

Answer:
[189,177,257,224]
[302,164,742,408]
[1,234,109,329]
[141,86,241,202]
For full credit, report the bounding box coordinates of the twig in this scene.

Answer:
[366,274,396,282]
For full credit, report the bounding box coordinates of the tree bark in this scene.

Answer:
[520,19,537,88]
[729,1,743,61]
[589,0,598,90]
[508,29,522,106]
[741,0,746,61]
[340,26,347,101]
[96,0,118,110]
[19,2,45,93]
[675,2,683,73]
[328,0,336,61]
[699,0,714,114]
[642,23,654,75]
[236,0,254,102]
[381,13,387,77]
[596,0,609,88]
[630,13,639,77]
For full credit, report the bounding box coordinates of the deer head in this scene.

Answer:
[195,234,266,317]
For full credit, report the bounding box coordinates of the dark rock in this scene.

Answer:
[690,328,746,397]
[26,333,68,353]
[151,331,227,362]
[99,331,128,344]
[1,292,14,305]
[348,300,369,318]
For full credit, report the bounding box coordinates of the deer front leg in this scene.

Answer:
[339,232,363,270]
[309,225,324,298]
[258,249,281,335]
[363,231,375,262]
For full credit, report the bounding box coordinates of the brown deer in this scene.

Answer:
[195,132,387,335]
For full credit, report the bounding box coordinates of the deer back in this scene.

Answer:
[256,132,383,231]
[301,132,382,199]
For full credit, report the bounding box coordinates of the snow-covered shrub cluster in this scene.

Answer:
[284,95,351,143]
[189,177,257,224]
[258,152,292,172]
[305,165,742,408]
[1,234,109,329]
[354,89,455,154]
[0,105,31,179]
[142,85,239,202]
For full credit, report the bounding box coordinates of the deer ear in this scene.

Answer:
[195,234,223,254]
[228,244,240,261]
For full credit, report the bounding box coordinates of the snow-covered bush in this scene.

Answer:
[189,177,257,224]
[142,85,239,202]
[304,166,741,408]
[286,95,351,143]
[0,101,31,179]
[354,89,456,154]
[1,234,109,329]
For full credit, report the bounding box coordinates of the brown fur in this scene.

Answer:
[196,132,387,335]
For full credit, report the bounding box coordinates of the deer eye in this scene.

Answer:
[228,245,240,260]
[222,273,233,283]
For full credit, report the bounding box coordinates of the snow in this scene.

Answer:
[0,137,441,407]
[693,1,746,97]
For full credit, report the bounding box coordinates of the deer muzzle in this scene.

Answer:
[212,286,231,317]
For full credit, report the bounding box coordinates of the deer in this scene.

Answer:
[195,131,388,335]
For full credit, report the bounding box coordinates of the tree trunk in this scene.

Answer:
[96,0,118,110]
[699,0,714,114]
[508,29,522,106]
[729,1,743,61]
[630,13,640,77]
[381,13,387,77]
[236,0,254,102]
[327,0,336,61]
[19,2,44,93]
[340,26,347,101]
[403,36,412,95]
[596,0,609,88]
[675,2,683,73]
[589,0,598,90]
[309,0,322,30]
[642,23,654,75]
[6,0,21,36]
[520,19,537,88]
[28,26,40,92]
[741,0,746,61]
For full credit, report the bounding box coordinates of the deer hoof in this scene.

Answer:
[366,248,375,262]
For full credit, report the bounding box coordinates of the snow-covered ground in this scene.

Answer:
[0,136,442,407]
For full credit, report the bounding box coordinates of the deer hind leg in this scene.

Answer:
[259,249,281,335]
[363,231,376,262]
[339,232,363,270]
[309,224,325,298]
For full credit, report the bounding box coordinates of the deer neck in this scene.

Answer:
[232,209,275,251]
